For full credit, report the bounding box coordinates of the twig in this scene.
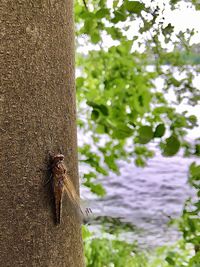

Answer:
[83,0,88,10]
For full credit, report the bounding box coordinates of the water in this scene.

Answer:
[81,148,200,248]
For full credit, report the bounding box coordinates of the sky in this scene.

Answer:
[162,1,200,44]
[121,0,200,45]
[83,0,200,51]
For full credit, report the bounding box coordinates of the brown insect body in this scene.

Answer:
[51,153,82,224]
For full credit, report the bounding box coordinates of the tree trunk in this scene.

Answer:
[0,1,85,266]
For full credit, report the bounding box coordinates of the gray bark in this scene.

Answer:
[0,1,84,266]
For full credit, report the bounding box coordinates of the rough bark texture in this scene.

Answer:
[0,1,85,266]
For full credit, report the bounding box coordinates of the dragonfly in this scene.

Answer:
[50,153,91,224]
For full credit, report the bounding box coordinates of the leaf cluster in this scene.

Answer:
[179,162,200,259]
[83,225,195,267]
[75,0,200,194]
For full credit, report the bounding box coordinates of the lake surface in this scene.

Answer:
[80,147,200,248]
[79,72,200,249]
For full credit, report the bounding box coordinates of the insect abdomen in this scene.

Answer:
[55,196,61,224]
[54,180,64,225]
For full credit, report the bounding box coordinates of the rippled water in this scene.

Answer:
[81,147,200,248]
[78,73,200,248]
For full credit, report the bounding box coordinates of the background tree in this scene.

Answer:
[0,1,84,266]
[75,0,200,194]
[75,0,200,264]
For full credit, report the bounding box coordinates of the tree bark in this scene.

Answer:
[0,1,85,266]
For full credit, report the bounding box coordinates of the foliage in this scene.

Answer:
[179,162,200,257]
[75,0,200,196]
[94,215,137,235]
[82,225,196,267]
[82,224,146,267]
[76,2,200,265]
[84,237,144,267]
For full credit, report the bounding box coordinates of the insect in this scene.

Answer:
[49,153,91,224]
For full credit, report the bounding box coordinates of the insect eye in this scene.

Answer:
[53,154,64,162]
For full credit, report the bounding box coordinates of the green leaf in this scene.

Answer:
[135,157,146,167]
[84,182,106,196]
[113,0,119,8]
[104,155,119,172]
[163,135,180,156]
[125,1,145,14]
[76,77,84,88]
[190,162,200,177]
[111,10,126,23]
[112,123,133,139]
[154,124,166,138]
[165,255,176,265]
[189,252,200,267]
[139,20,152,33]
[84,20,93,34]
[99,104,109,116]
[187,217,196,233]
[138,126,154,144]
[153,106,174,115]
[96,124,107,134]
[132,90,151,114]
[84,172,97,180]
[188,115,198,126]
[87,101,109,116]
[91,109,99,120]
[96,165,108,175]
[82,225,92,239]
[105,26,122,40]
[91,31,101,44]
[95,8,110,19]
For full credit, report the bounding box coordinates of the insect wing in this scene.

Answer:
[63,174,85,215]
[63,175,93,217]
[53,172,65,224]
[54,185,63,224]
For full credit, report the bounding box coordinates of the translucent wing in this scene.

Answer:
[63,174,84,215]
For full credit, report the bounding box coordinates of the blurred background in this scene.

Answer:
[75,0,200,265]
